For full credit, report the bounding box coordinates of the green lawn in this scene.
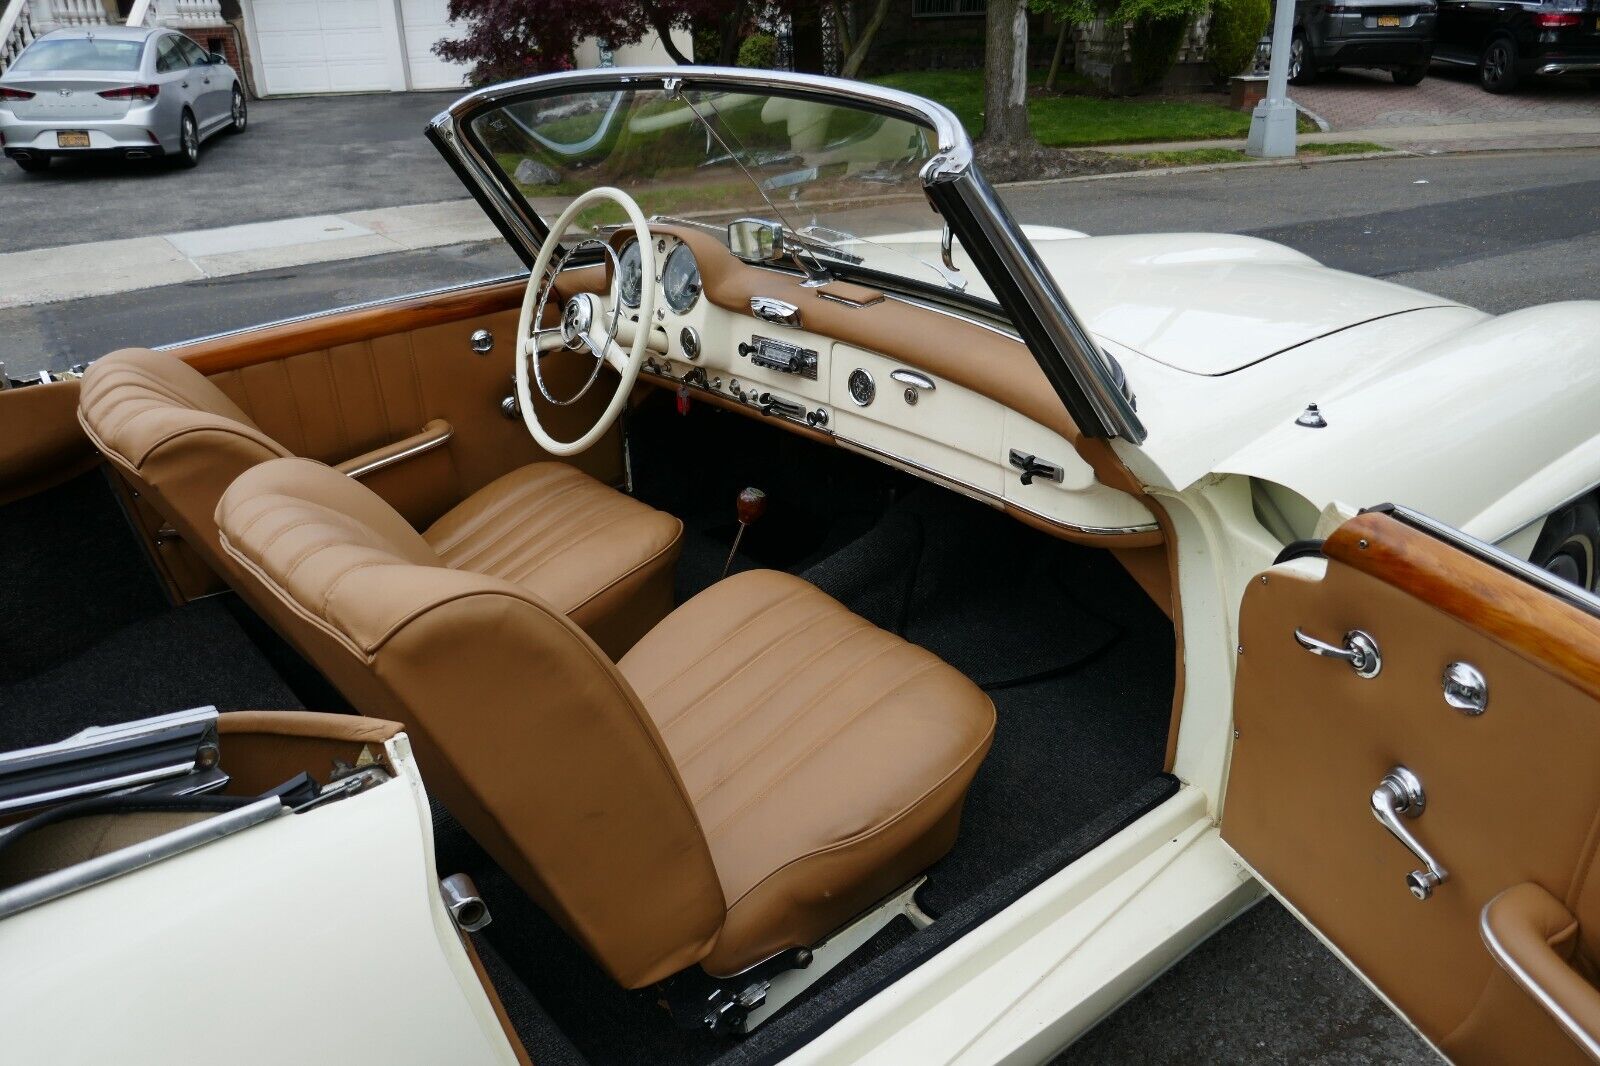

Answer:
[1124,141,1392,166]
[870,70,1314,147]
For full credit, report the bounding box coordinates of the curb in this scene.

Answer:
[995,149,1407,188]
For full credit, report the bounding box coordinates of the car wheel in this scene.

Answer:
[1532,497,1600,590]
[1288,35,1316,85]
[14,155,49,174]
[1479,37,1520,93]
[176,110,199,168]
[229,86,248,133]
[1392,64,1428,86]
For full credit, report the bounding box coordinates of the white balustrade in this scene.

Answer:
[1,0,41,72]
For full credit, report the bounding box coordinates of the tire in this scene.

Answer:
[228,85,247,133]
[1531,496,1600,590]
[1288,35,1316,85]
[175,109,199,168]
[1392,63,1428,86]
[14,155,49,173]
[1479,36,1520,93]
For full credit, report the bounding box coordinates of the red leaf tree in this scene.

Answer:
[434,0,651,83]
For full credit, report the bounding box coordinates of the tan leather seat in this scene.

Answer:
[216,458,995,988]
[77,347,679,658]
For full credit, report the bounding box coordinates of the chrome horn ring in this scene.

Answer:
[526,236,624,408]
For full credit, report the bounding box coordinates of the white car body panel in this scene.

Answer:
[0,733,519,1066]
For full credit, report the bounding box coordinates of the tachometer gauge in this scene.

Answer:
[617,239,643,309]
[662,243,702,314]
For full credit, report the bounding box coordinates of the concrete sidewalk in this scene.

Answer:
[0,199,498,310]
[1097,116,1600,155]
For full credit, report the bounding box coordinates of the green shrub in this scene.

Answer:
[736,33,778,69]
[1208,0,1269,77]
[1129,13,1191,89]
[693,29,721,64]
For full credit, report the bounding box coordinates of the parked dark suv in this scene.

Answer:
[1282,0,1440,84]
[1435,0,1600,92]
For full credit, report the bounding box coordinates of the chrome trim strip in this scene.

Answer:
[150,273,528,354]
[1480,899,1600,1061]
[836,434,1159,537]
[881,292,1021,342]
[0,797,288,921]
[1538,62,1600,75]
[341,424,454,480]
[1379,504,1600,621]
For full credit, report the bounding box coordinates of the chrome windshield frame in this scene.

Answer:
[427,66,1145,443]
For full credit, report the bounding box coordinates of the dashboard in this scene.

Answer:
[608,226,1158,542]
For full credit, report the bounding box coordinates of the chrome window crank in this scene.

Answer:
[1293,628,1382,678]
[1371,767,1449,901]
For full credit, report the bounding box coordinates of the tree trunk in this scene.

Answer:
[982,0,1032,145]
[640,0,691,64]
[839,0,893,78]
[1045,22,1068,91]
[717,0,751,66]
[787,0,825,73]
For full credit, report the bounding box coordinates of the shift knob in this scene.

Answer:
[736,487,767,526]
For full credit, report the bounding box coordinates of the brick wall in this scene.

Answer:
[178,24,243,84]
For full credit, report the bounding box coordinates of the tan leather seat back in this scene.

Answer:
[216,458,725,989]
[78,348,292,569]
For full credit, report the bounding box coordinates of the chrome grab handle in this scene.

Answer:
[1371,767,1449,901]
[1293,628,1382,678]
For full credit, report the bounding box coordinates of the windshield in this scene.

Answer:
[470,86,973,297]
[11,38,145,72]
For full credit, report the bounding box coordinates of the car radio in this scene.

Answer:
[739,336,818,380]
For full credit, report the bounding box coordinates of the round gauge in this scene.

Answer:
[661,243,702,315]
[848,368,875,407]
[617,239,643,309]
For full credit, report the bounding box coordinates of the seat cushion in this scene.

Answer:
[425,463,683,659]
[619,570,995,976]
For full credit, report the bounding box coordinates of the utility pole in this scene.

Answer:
[1246,0,1298,158]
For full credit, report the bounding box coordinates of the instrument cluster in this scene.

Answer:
[618,235,702,316]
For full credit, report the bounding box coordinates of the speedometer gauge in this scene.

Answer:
[662,243,702,314]
[617,240,643,309]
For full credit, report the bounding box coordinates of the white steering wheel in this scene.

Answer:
[515,186,656,456]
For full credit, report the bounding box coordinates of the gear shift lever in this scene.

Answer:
[721,487,767,579]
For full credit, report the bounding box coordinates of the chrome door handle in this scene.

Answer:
[1371,767,1449,901]
[1293,628,1382,678]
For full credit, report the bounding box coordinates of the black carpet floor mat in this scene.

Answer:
[0,470,302,751]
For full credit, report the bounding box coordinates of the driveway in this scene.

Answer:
[1296,63,1600,148]
[0,91,466,254]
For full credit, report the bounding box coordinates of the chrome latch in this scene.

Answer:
[1442,662,1488,715]
[1293,628,1381,679]
[470,329,494,354]
[1371,767,1449,901]
[1008,450,1064,487]
[440,873,492,931]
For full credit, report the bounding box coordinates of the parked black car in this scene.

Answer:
[1282,0,1440,84]
[1434,0,1600,92]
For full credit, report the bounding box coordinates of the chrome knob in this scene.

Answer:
[470,329,494,354]
[500,395,520,420]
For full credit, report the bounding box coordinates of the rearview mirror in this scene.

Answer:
[728,218,785,264]
[208,52,226,65]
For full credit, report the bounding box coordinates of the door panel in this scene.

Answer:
[1224,509,1600,1064]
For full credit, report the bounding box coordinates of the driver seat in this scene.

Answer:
[77,346,681,658]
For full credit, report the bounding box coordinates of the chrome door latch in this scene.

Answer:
[1371,767,1449,901]
[1442,661,1488,715]
[1293,628,1382,678]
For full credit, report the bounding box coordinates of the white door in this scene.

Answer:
[398,0,469,90]
[251,0,394,95]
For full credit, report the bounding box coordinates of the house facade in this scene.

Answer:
[0,0,686,95]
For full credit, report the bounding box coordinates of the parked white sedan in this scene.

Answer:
[0,24,245,172]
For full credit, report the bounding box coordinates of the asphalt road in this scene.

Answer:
[0,91,465,253]
[5,147,1594,1061]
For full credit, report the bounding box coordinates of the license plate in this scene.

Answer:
[1377,14,1402,25]
[56,131,90,148]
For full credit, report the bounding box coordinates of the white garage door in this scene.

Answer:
[399,0,470,91]
[252,0,393,95]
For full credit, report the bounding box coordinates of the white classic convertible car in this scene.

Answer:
[4,67,1600,1066]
